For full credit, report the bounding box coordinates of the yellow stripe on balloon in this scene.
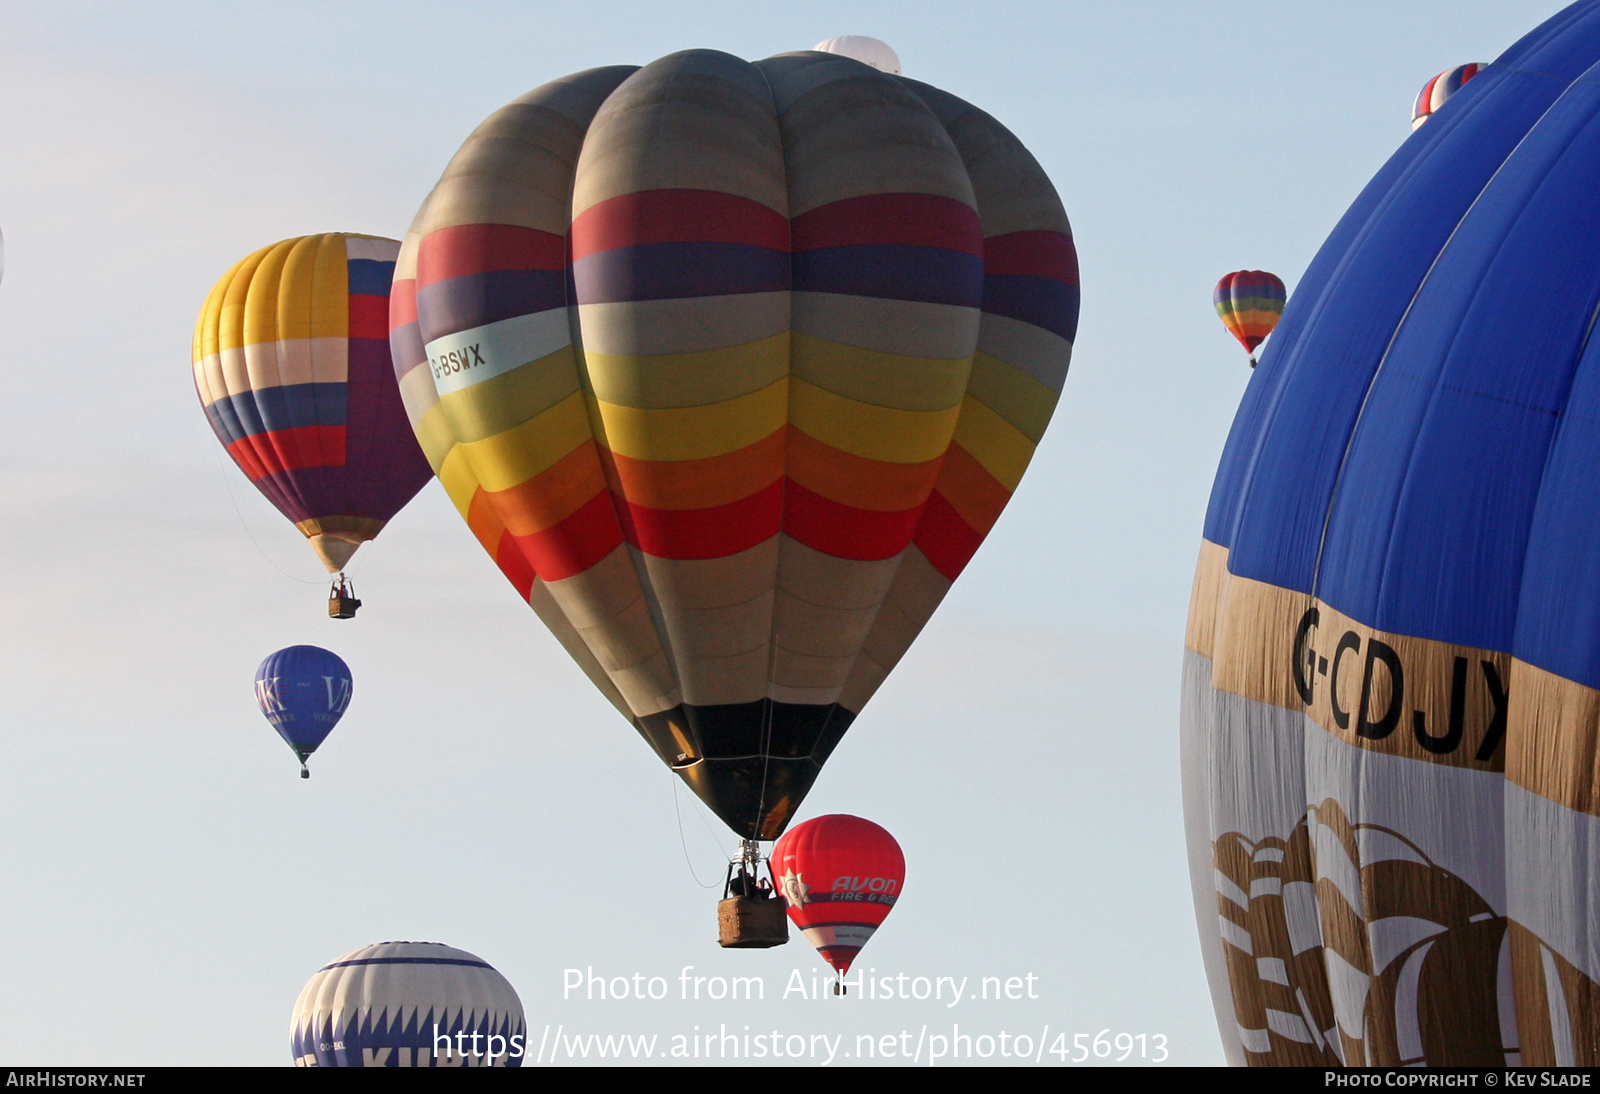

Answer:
[438,346,584,444]
[966,352,1060,444]
[459,390,593,492]
[437,444,483,519]
[412,402,460,475]
[593,378,788,462]
[584,334,791,410]
[790,333,970,412]
[789,378,960,464]
[952,395,1036,491]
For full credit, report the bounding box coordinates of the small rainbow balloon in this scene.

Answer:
[1213,270,1286,368]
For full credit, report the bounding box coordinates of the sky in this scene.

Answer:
[0,0,1572,1068]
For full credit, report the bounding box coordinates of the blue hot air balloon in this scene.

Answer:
[254,645,352,778]
[1185,2,1600,1066]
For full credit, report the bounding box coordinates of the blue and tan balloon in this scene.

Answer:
[390,42,1077,841]
[292,942,525,1067]
[1186,2,1600,1067]
[254,645,351,778]
[194,234,431,576]
[1412,63,1485,129]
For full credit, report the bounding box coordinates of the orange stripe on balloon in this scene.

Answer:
[487,440,611,536]
[466,486,507,555]
[600,431,785,511]
[785,427,944,512]
[932,442,1012,536]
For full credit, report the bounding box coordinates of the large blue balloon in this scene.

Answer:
[254,645,352,777]
[1185,0,1600,1066]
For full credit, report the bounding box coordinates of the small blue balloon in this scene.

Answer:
[254,646,352,778]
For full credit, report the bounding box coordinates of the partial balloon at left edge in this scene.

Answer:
[193,234,433,580]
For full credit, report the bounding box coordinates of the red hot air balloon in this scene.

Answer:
[770,815,904,988]
[1213,270,1286,368]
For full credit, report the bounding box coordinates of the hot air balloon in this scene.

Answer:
[390,48,1076,880]
[1213,270,1285,368]
[771,814,904,990]
[1185,1,1600,1067]
[1412,63,1486,129]
[291,941,525,1067]
[254,645,352,778]
[194,234,433,617]
[813,35,901,74]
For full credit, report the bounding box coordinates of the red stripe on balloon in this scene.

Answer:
[387,279,417,330]
[348,295,390,340]
[228,426,346,479]
[913,489,984,580]
[495,530,537,601]
[791,193,983,256]
[417,223,567,289]
[571,190,789,260]
[983,230,1079,284]
[616,478,783,559]
[506,490,624,581]
[783,480,924,561]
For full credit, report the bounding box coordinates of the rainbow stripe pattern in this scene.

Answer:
[390,51,1077,838]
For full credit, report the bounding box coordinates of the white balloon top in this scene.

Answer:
[812,36,902,75]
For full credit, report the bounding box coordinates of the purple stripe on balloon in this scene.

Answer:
[572,241,790,303]
[792,245,984,307]
[981,275,1080,342]
[416,269,568,343]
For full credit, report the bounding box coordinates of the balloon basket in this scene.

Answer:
[717,896,789,949]
[328,575,361,619]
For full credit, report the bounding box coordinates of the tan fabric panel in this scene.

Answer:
[902,76,1073,238]
[793,292,979,359]
[1508,658,1600,817]
[775,537,901,611]
[528,576,634,721]
[758,54,975,215]
[571,52,785,218]
[576,293,789,358]
[422,69,638,235]
[1186,540,1227,660]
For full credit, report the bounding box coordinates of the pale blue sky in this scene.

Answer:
[0,0,1565,1066]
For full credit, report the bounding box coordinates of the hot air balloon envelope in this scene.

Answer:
[254,645,351,773]
[194,234,432,578]
[390,48,1077,840]
[1213,270,1285,360]
[1413,63,1487,129]
[291,941,525,1067]
[1186,2,1600,1066]
[770,814,904,976]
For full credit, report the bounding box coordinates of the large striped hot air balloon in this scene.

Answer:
[390,49,1077,841]
[1185,1,1600,1067]
[194,234,432,610]
[1213,270,1285,368]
